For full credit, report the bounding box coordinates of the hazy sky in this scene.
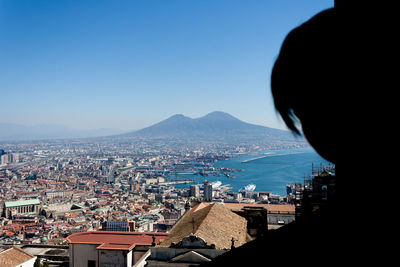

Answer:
[0,0,333,131]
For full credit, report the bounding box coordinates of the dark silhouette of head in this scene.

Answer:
[203,3,390,266]
[271,7,367,165]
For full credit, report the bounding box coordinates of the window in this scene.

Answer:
[88,260,96,267]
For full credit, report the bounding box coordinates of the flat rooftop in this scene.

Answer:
[22,246,69,257]
[66,231,169,251]
[4,199,40,208]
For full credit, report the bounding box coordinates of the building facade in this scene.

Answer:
[203,181,212,202]
[189,185,200,198]
[67,231,168,267]
[0,152,19,165]
[3,199,40,219]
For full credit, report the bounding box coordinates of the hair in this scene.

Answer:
[271,8,340,136]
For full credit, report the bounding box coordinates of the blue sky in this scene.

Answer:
[0,0,333,131]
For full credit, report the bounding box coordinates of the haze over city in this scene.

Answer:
[1,0,333,132]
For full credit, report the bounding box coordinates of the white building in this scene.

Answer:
[67,231,169,267]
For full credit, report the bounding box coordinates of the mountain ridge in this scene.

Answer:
[0,112,304,144]
[122,111,299,143]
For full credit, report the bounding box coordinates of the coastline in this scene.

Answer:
[171,146,328,196]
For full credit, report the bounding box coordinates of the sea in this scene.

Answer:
[171,146,330,196]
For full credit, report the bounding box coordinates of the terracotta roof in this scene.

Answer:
[66,231,169,251]
[160,203,248,249]
[0,246,36,267]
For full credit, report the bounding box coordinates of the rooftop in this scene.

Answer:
[159,202,248,249]
[4,199,40,208]
[0,246,36,267]
[66,231,169,251]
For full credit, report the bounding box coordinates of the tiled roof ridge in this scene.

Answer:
[190,202,210,213]
[195,203,248,249]
[0,246,36,266]
[192,203,214,234]
[158,203,214,247]
[175,202,213,234]
[159,202,250,250]
[197,203,229,231]
[13,246,35,257]
[196,203,219,231]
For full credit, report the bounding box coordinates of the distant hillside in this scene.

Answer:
[0,112,305,145]
[122,111,303,143]
[0,123,124,141]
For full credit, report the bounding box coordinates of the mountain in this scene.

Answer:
[0,123,125,141]
[123,111,302,143]
[0,112,305,144]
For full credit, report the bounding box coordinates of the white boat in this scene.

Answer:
[211,181,222,188]
[244,184,256,191]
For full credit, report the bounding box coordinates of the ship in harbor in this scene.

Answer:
[239,183,256,192]
[223,172,235,179]
[211,181,222,188]
[198,180,222,189]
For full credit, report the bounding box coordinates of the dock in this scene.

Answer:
[159,179,195,185]
[241,155,269,163]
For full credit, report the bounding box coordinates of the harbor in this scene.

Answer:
[172,147,328,196]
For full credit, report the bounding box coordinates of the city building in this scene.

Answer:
[67,231,168,267]
[189,185,200,198]
[0,136,304,253]
[223,203,296,230]
[0,153,19,165]
[139,234,227,267]
[159,202,248,250]
[3,199,40,219]
[0,154,7,165]
[136,202,250,266]
[203,181,212,202]
[295,166,336,219]
[101,220,135,232]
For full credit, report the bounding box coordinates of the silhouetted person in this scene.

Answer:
[204,3,392,266]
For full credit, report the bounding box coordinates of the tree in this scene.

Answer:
[34,257,42,267]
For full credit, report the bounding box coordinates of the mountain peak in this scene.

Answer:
[200,111,241,121]
[124,111,297,143]
[171,114,185,118]
[164,114,191,121]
